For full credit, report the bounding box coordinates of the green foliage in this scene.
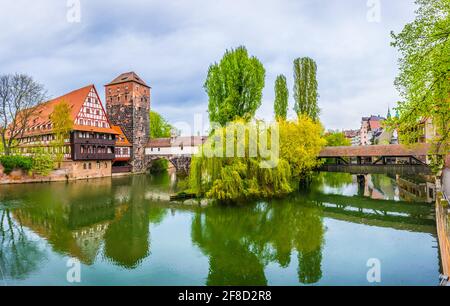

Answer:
[0,155,33,174]
[274,75,289,120]
[205,46,266,126]
[150,111,173,138]
[278,116,326,179]
[149,159,169,174]
[190,120,293,202]
[30,149,54,176]
[387,0,450,156]
[189,117,326,202]
[324,131,351,147]
[50,99,73,163]
[293,57,320,121]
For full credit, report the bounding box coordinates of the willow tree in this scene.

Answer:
[293,57,320,121]
[387,0,450,161]
[205,46,265,126]
[51,100,73,163]
[274,75,289,120]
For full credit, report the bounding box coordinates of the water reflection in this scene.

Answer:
[0,172,438,285]
[0,209,47,281]
[313,172,436,203]
[192,201,324,285]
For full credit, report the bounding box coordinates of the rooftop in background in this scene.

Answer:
[105,71,150,88]
[112,125,132,147]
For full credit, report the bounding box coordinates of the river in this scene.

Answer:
[0,172,440,286]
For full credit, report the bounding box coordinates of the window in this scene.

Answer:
[83,163,87,170]
[97,161,100,169]
[88,163,92,170]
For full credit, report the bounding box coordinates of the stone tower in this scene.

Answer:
[105,72,150,172]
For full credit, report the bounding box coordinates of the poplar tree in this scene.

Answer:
[205,46,265,126]
[293,57,320,121]
[274,75,289,120]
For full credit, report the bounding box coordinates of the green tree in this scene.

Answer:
[387,0,450,158]
[0,74,47,155]
[205,46,265,126]
[274,75,289,120]
[50,100,73,163]
[324,131,351,147]
[278,116,326,179]
[293,57,320,121]
[150,111,173,138]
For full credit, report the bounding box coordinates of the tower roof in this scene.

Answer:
[106,72,150,88]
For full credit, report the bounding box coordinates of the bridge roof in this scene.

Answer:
[319,144,432,158]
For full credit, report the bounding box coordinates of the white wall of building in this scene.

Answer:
[145,146,200,156]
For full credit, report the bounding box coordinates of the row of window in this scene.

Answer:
[17,145,71,154]
[78,118,109,128]
[115,147,130,156]
[80,146,114,154]
[77,132,114,140]
[19,134,58,144]
[83,161,108,170]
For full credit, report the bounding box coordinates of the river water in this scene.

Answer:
[0,172,440,286]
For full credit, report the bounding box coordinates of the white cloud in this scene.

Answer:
[0,0,416,130]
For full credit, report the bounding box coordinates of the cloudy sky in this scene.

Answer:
[0,0,416,134]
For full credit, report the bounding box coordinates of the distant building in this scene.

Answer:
[343,130,360,147]
[360,115,386,146]
[146,136,207,156]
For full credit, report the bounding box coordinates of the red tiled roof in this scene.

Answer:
[112,125,132,147]
[16,85,117,137]
[106,72,150,88]
[319,144,432,158]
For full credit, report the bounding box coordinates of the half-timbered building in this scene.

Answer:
[15,84,119,179]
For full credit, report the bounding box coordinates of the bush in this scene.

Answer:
[31,150,55,176]
[149,159,169,174]
[0,155,33,174]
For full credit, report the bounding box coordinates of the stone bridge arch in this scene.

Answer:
[145,155,192,174]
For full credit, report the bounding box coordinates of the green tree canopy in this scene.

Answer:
[274,75,289,120]
[324,131,351,147]
[293,57,320,121]
[150,111,173,138]
[205,46,266,126]
[51,99,73,163]
[388,0,450,156]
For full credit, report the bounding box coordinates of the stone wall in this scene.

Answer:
[443,168,450,196]
[0,160,112,185]
[64,160,112,180]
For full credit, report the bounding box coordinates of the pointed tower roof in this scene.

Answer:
[387,107,392,119]
[106,72,150,88]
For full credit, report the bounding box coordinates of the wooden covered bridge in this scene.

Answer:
[318,144,437,175]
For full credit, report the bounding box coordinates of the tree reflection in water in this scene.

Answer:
[0,209,46,281]
[192,199,325,285]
